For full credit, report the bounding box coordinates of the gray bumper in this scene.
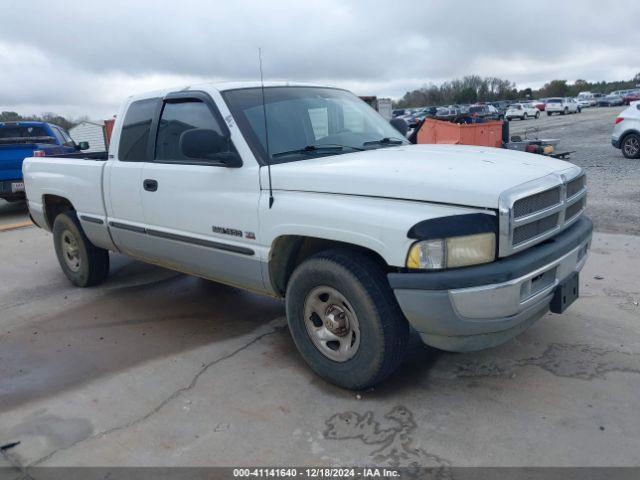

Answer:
[389,217,593,352]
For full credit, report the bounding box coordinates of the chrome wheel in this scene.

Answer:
[303,286,360,362]
[61,230,81,272]
[623,137,639,157]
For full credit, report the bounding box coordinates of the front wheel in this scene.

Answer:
[285,249,409,389]
[53,211,110,287]
[547,112,552,116]
[622,133,640,159]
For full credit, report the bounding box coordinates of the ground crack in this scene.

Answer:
[27,324,285,467]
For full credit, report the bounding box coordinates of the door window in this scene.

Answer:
[154,100,237,164]
[118,98,159,161]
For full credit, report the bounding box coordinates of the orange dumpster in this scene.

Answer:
[416,118,503,148]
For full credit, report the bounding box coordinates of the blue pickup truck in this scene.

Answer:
[0,121,88,202]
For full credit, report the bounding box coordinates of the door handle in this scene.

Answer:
[143,179,158,192]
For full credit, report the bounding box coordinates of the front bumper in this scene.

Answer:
[388,216,593,352]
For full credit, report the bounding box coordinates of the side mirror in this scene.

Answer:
[179,128,242,168]
[389,117,409,137]
[78,141,90,150]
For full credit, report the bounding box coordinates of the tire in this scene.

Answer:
[53,211,109,287]
[621,133,640,159]
[535,111,540,119]
[285,249,409,389]
[523,113,528,120]
[562,107,568,115]
[547,112,552,116]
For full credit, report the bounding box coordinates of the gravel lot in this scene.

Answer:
[509,106,638,235]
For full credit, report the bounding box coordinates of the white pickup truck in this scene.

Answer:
[23,82,592,389]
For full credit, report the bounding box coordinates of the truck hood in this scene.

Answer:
[266,144,577,209]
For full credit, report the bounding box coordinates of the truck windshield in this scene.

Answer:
[222,87,409,164]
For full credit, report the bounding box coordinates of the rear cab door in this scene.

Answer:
[104,97,161,258]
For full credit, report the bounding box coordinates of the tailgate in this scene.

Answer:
[0,144,37,181]
[0,144,71,181]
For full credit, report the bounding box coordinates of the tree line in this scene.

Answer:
[395,73,640,108]
[0,111,85,131]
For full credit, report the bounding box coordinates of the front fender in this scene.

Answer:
[260,191,494,267]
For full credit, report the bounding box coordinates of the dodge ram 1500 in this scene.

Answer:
[23,82,592,389]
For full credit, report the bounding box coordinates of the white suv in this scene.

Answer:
[612,101,640,159]
[546,97,580,115]
[505,103,539,121]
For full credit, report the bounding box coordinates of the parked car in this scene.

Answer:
[611,101,640,159]
[597,94,624,107]
[577,92,596,107]
[393,109,410,117]
[531,100,546,111]
[490,101,511,116]
[420,106,438,117]
[505,103,540,120]
[23,82,592,389]
[610,89,635,98]
[468,104,503,120]
[0,121,88,202]
[546,98,580,115]
[434,106,461,121]
[622,90,640,105]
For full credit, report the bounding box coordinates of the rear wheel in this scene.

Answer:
[562,107,568,115]
[523,113,528,120]
[535,111,540,119]
[285,249,409,389]
[622,133,640,159]
[53,211,109,287]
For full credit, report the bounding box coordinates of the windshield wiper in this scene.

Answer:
[362,137,405,147]
[272,144,363,159]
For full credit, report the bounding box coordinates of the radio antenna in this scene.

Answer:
[259,47,274,209]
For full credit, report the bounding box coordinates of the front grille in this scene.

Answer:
[500,171,587,255]
[513,213,559,245]
[565,197,585,220]
[513,187,561,218]
[566,175,585,198]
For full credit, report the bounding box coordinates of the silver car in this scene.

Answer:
[612,101,640,159]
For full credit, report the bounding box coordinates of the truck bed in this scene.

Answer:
[23,156,108,224]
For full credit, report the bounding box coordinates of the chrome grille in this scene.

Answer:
[565,196,585,221]
[513,213,560,245]
[499,170,587,256]
[566,175,585,198]
[513,188,561,218]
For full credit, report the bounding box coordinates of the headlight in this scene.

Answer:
[406,232,496,269]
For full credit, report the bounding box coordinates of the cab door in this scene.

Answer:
[105,97,161,258]
[140,91,264,292]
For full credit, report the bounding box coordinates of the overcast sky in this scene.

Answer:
[1,0,639,119]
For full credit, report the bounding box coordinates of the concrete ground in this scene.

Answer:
[1,107,640,472]
[0,200,29,230]
[1,230,640,471]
